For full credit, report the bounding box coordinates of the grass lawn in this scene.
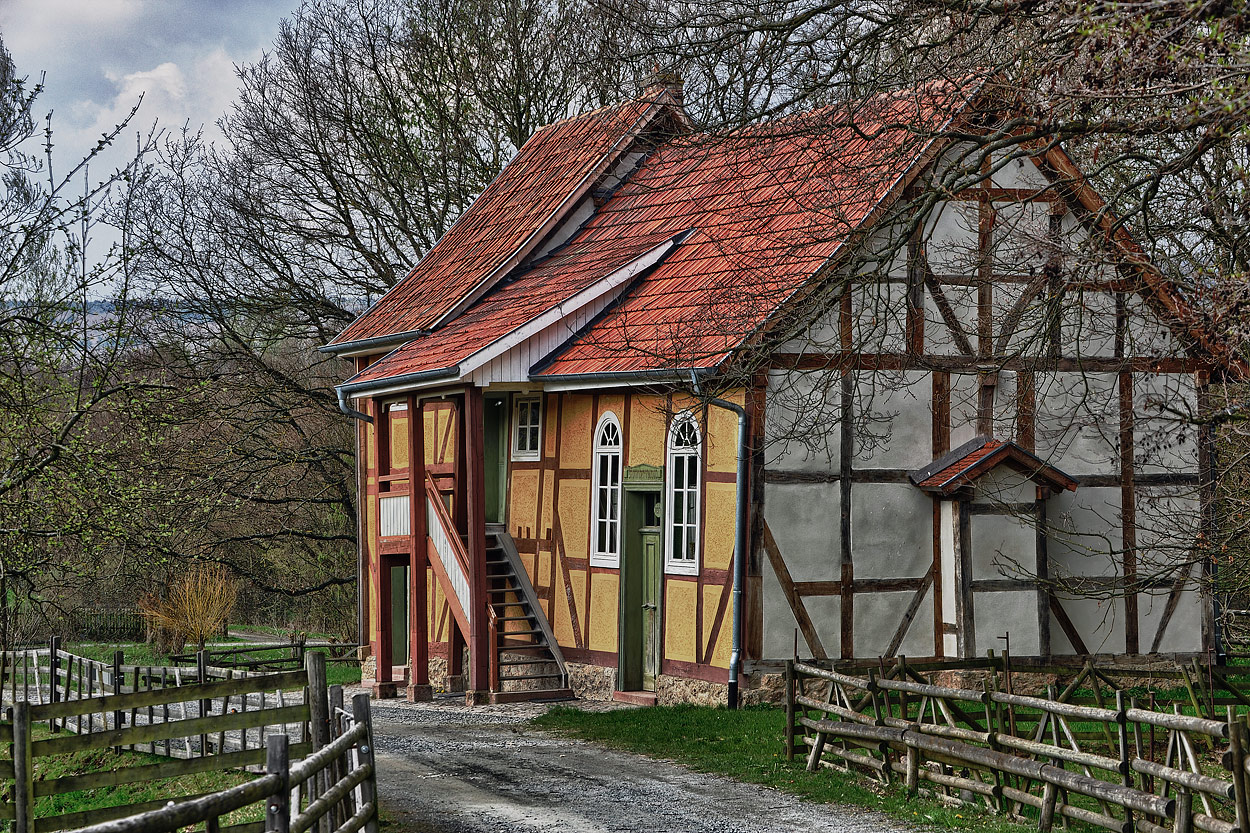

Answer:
[533,704,1038,833]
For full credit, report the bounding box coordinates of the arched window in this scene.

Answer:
[665,411,701,575]
[590,413,623,567]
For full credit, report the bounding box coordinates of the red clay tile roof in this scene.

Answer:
[531,83,969,377]
[345,231,680,385]
[335,79,981,385]
[329,96,666,349]
[910,437,1078,496]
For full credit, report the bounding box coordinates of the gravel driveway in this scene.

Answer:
[367,694,915,833]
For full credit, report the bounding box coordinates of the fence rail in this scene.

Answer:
[168,643,361,672]
[786,656,1250,833]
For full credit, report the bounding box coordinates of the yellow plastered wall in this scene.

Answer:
[703,583,732,667]
[540,470,554,537]
[560,395,593,468]
[588,572,619,652]
[510,469,539,539]
[390,414,409,469]
[366,495,378,642]
[628,397,666,466]
[664,579,698,663]
[704,393,743,473]
[559,480,590,560]
[702,482,736,572]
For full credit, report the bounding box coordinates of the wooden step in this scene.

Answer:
[498,658,552,666]
[489,688,574,705]
[494,615,533,623]
[498,672,563,682]
[613,690,658,706]
[494,643,552,652]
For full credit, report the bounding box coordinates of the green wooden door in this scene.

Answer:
[640,526,661,691]
[390,564,408,667]
[483,397,507,524]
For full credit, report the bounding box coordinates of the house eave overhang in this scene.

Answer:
[318,328,427,358]
[533,366,719,392]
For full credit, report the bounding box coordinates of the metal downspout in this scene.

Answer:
[694,374,750,709]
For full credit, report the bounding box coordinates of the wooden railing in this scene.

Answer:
[425,473,474,632]
[786,657,1250,833]
[423,472,501,691]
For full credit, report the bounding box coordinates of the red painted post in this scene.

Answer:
[372,397,395,698]
[464,386,490,701]
[407,394,431,701]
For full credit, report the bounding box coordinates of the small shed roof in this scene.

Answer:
[908,437,1078,496]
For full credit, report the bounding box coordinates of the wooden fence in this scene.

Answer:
[786,656,1250,833]
[1,648,380,833]
[168,643,361,673]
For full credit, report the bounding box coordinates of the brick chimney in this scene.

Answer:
[641,67,684,108]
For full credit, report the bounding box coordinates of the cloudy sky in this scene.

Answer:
[2,0,297,166]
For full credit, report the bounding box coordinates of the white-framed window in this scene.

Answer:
[512,395,542,460]
[590,413,623,567]
[665,411,701,575]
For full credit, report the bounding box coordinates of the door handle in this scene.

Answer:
[641,603,657,610]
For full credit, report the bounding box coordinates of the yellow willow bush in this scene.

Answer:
[140,564,240,652]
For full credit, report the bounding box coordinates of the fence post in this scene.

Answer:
[113,649,125,731]
[1038,781,1059,833]
[306,651,330,750]
[49,635,60,732]
[329,685,346,828]
[265,733,291,833]
[351,693,381,833]
[784,659,795,761]
[197,650,210,756]
[1116,690,1134,832]
[905,738,920,796]
[1175,788,1194,833]
[1230,709,1250,833]
[305,651,330,833]
[14,701,34,833]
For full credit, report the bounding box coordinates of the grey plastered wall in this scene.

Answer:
[757,149,1209,661]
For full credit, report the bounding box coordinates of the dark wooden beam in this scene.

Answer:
[761,522,828,659]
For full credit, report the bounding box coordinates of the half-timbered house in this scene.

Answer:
[325,75,1233,705]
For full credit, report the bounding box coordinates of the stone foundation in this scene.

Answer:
[739,672,785,706]
[566,662,617,700]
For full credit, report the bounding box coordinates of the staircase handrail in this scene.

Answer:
[490,527,568,689]
[423,473,499,690]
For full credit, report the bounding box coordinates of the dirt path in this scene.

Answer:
[367,695,915,833]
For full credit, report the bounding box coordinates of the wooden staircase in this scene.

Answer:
[485,526,572,703]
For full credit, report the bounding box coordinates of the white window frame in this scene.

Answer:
[589,413,623,567]
[511,395,543,461]
[664,410,701,576]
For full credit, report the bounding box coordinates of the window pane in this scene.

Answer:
[529,426,539,449]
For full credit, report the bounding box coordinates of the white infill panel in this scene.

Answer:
[940,500,958,658]
[427,498,472,626]
[378,494,411,537]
